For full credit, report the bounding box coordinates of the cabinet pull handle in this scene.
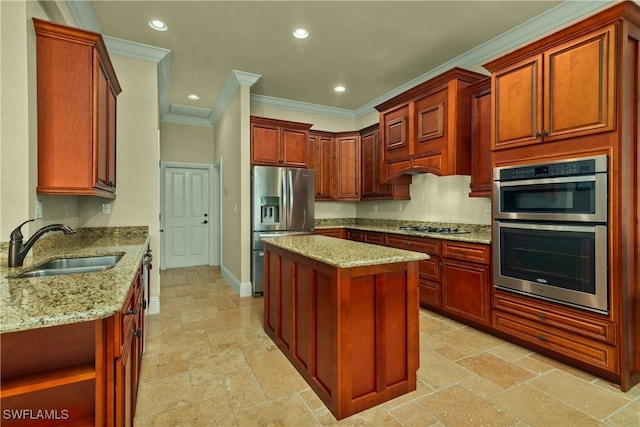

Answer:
[126,308,138,315]
[537,312,546,320]
[134,328,142,339]
[142,299,147,310]
[538,334,547,341]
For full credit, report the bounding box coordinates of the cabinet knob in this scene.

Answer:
[538,334,547,341]
[537,312,546,320]
[134,328,142,339]
[142,299,148,310]
[126,308,138,315]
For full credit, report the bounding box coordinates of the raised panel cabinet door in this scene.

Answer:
[314,134,334,200]
[96,62,109,191]
[361,127,394,198]
[281,127,309,167]
[251,122,280,165]
[335,135,361,200]
[381,104,410,160]
[492,54,543,149]
[414,88,448,155]
[468,79,492,197]
[544,24,616,140]
[442,260,491,326]
[108,84,117,190]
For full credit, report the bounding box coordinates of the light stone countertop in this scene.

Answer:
[262,234,429,268]
[314,224,492,245]
[0,227,149,334]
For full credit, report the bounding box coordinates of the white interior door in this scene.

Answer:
[164,166,210,268]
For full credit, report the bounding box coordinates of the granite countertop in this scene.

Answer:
[0,227,149,334]
[262,234,429,268]
[314,221,492,245]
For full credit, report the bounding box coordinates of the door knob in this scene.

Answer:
[202,220,208,224]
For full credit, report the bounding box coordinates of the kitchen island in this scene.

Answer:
[262,235,428,420]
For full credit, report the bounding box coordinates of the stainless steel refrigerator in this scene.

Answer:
[251,166,315,295]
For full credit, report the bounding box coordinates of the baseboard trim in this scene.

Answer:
[147,296,160,315]
[221,265,253,297]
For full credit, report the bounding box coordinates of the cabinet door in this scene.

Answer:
[108,85,117,190]
[414,88,448,156]
[251,122,280,165]
[469,79,492,197]
[544,25,616,141]
[313,134,334,200]
[335,135,361,200]
[96,63,109,191]
[361,128,394,198]
[442,260,491,326]
[493,55,543,149]
[381,104,410,160]
[281,127,308,167]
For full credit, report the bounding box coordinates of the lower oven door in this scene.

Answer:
[493,221,608,314]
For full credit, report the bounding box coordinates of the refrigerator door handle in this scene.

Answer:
[288,169,294,230]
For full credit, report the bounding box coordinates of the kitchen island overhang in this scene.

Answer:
[261,235,428,420]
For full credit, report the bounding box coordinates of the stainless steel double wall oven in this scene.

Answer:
[493,155,609,314]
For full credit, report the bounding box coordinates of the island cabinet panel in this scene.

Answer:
[263,242,420,420]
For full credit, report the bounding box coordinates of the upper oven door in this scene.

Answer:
[494,174,607,222]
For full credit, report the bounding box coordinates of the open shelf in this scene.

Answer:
[1,364,96,398]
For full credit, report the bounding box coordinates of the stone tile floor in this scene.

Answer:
[134,266,640,426]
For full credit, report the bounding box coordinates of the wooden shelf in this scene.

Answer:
[1,364,95,398]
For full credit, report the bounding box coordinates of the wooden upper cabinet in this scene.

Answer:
[250,116,312,168]
[487,24,616,150]
[376,68,486,182]
[310,131,335,200]
[335,133,361,200]
[467,78,492,198]
[360,125,410,200]
[34,18,120,198]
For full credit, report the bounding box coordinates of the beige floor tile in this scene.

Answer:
[458,375,506,399]
[492,384,604,426]
[487,341,535,361]
[190,376,228,401]
[456,353,536,389]
[188,347,251,384]
[439,328,504,356]
[299,388,326,411]
[149,395,238,426]
[388,401,440,426]
[226,372,268,411]
[134,372,194,420]
[245,348,309,400]
[416,385,518,426]
[157,359,189,378]
[236,394,318,427]
[528,370,631,420]
[417,351,475,390]
[604,398,640,426]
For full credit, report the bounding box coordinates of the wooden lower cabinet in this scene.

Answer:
[263,242,420,420]
[314,228,345,239]
[441,241,491,327]
[492,290,618,376]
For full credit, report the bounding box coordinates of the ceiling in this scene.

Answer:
[81,1,612,123]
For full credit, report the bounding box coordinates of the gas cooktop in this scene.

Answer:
[398,226,471,235]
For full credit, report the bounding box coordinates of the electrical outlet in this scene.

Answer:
[373,204,378,213]
[101,203,111,215]
[34,200,43,219]
[484,200,491,214]
[64,201,70,217]
[396,203,403,212]
[336,203,343,212]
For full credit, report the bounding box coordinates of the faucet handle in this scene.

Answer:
[10,219,35,242]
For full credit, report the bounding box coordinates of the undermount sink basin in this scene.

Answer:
[18,255,123,278]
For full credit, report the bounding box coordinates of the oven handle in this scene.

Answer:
[495,221,606,233]
[496,174,598,187]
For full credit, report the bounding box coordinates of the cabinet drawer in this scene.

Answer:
[315,228,345,239]
[385,234,441,255]
[419,279,441,309]
[419,256,441,283]
[493,292,616,344]
[346,230,363,241]
[442,241,490,264]
[363,231,384,245]
[492,311,617,373]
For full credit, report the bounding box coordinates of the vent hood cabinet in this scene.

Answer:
[375,67,486,183]
[34,18,121,199]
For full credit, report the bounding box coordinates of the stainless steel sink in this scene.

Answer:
[18,255,123,278]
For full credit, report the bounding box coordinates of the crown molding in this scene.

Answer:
[67,0,615,125]
[251,94,356,120]
[208,70,262,127]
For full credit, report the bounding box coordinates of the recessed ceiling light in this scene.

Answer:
[334,86,346,93]
[148,19,168,32]
[293,28,309,39]
[188,94,200,100]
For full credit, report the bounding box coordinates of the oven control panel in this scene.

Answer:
[497,156,606,181]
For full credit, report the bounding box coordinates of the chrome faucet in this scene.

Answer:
[8,219,76,267]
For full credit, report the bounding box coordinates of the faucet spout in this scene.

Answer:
[8,219,76,267]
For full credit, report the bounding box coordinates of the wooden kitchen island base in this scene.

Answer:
[262,235,427,420]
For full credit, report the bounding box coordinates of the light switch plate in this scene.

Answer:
[34,200,43,219]
[101,203,111,215]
